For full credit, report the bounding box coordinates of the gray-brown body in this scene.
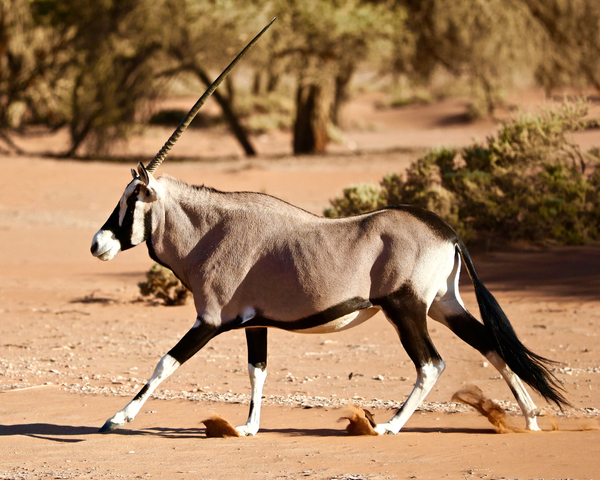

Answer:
[151,177,453,329]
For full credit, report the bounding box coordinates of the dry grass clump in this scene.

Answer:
[202,415,241,438]
[138,263,190,306]
[338,404,379,436]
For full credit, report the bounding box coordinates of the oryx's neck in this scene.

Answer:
[146,177,224,287]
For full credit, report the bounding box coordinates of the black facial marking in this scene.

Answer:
[99,185,142,251]
[236,297,373,331]
[144,209,152,240]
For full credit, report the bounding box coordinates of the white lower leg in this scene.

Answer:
[486,352,541,431]
[101,354,181,431]
[375,360,445,435]
[236,364,267,436]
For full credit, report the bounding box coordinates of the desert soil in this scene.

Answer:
[1,94,599,480]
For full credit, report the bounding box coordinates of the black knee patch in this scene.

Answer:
[246,328,267,369]
[168,323,218,365]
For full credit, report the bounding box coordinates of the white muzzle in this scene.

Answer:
[91,230,121,261]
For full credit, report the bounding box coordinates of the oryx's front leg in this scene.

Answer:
[99,318,218,432]
[236,328,268,436]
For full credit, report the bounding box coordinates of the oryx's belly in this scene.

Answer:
[290,307,380,334]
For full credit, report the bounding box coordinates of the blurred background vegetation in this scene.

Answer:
[3,0,600,246]
[1,0,600,157]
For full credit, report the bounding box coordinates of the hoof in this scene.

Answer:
[98,420,123,433]
[374,423,397,435]
[235,425,257,436]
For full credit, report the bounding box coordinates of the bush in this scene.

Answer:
[138,264,190,306]
[325,101,600,246]
[324,183,386,218]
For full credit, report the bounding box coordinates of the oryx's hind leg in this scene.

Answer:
[99,318,218,432]
[427,250,541,431]
[236,328,268,436]
[372,287,446,435]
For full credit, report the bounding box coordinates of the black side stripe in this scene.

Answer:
[232,297,373,332]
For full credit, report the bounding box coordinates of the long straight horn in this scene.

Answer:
[145,18,276,174]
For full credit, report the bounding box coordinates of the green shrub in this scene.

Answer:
[324,183,386,218]
[325,101,600,246]
[382,147,463,232]
[138,264,190,306]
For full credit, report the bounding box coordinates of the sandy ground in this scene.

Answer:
[1,96,600,479]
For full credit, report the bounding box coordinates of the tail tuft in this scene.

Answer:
[457,241,570,408]
[473,279,570,408]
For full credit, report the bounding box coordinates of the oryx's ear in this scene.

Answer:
[136,162,163,202]
[131,168,138,179]
[137,162,150,185]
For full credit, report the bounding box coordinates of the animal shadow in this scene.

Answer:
[0,423,97,443]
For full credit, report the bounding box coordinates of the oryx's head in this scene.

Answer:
[90,18,275,262]
[91,163,163,261]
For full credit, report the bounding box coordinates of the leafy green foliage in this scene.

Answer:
[326,101,600,245]
[0,0,74,130]
[236,92,295,134]
[138,263,190,306]
[324,183,386,218]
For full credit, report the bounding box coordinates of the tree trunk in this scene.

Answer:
[266,72,280,92]
[293,82,329,154]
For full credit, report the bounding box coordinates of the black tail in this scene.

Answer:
[456,241,570,408]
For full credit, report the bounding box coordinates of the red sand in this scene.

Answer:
[1,95,599,479]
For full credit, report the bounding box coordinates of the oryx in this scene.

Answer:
[90,21,568,436]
